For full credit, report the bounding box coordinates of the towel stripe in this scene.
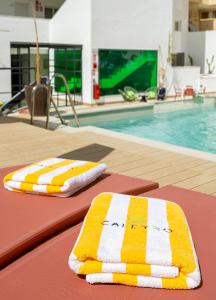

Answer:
[97,194,130,263]
[37,160,80,184]
[113,273,138,286]
[11,158,61,182]
[121,196,150,275]
[164,201,196,289]
[51,162,96,186]
[73,193,112,264]
[146,198,172,267]
[138,275,162,288]
[24,159,72,184]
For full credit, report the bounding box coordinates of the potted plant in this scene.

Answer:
[25,4,49,120]
[206,55,215,75]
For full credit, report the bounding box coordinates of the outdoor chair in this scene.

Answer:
[0,186,215,299]
[183,86,195,98]
[174,86,183,100]
[118,86,140,102]
[0,164,158,269]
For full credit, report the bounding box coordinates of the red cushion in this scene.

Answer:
[0,186,215,299]
[184,87,194,96]
[0,165,158,269]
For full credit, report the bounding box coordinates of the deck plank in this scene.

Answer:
[0,121,215,195]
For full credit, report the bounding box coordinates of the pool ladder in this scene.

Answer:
[31,73,80,129]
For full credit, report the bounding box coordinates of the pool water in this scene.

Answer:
[78,100,216,154]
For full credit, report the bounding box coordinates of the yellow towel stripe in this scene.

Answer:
[17,182,60,194]
[79,261,103,275]
[3,163,39,183]
[121,196,150,275]
[51,162,97,186]
[24,159,74,184]
[46,184,62,194]
[165,201,196,289]
[20,182,34,192]
[126,263,151,276]
[73,193,112,264]
[113,273,138,287]
[162,273,187,289]
[4,171,16,183]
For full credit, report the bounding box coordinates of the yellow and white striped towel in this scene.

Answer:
[4,158,107,197]
[69,193,201,289]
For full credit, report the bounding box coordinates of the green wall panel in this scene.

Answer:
[99,49,158,96]
[54,49,82,94]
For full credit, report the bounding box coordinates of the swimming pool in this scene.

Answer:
[71,99,216,154]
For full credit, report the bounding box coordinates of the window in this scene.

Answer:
[201,11,209,19]
[175,21,182,32]
[44,7,58,19]
[99,50,158,96]
[10,44,83,103]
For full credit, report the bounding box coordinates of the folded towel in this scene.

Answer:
[69,193,201,289]
[4,158,107,197]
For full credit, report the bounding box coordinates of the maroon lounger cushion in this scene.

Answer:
[0,186,215,300]
[0,165,158,269]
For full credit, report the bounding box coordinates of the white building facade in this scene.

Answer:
[0,0,214,105]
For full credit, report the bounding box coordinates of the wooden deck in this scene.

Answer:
[0,120,216,195]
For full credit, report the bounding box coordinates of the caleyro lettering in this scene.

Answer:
[101,220,172,233]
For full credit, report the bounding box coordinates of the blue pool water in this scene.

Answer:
[80,100,216,154]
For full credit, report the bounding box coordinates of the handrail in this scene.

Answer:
[30,83,68,129]
[48,73,80,127]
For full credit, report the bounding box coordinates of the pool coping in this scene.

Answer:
[57,125,216,162]
[61,102,154,118]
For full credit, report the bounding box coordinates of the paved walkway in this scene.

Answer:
[0,120,216,195]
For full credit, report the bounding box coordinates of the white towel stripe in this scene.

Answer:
[151,265,178,278]
[185,217,201,289]
[86,273,113,284]
[62,164,106,190]
[97,194,130,263]
[102,262,126,273]
[32,184,48,193]
[12,158,63,182]
[5,180,21,190]
[146,198,172,267]
[37,161,87,185]
[138,275,163,288]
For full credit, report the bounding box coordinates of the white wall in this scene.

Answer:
[0,15,49,101]
[50,0,92,104]
[187,31,206,73]
[187,31,216,74]
[173,66,200,89]
[172,0,189,54]
[204,31,216,75]
[0,15,49,43]
[200,75,216,93]
[92,0,174,97]
[92,0,173,62]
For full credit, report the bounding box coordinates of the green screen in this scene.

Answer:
[54,48,82,94]
[99,49,158,96]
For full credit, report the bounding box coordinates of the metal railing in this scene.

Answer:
[48,73,80,127]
